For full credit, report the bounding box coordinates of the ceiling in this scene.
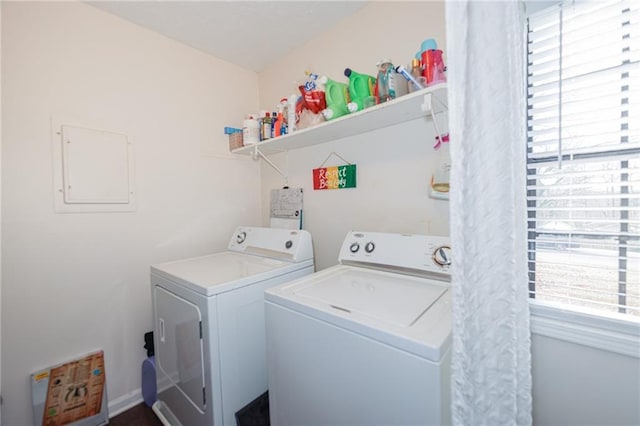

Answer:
[88,1,369,72]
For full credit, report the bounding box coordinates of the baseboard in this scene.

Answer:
[108,388,143,417]
[108,378,174,418]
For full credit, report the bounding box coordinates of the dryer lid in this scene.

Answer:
[294,268,447,327]
[152,252,309,296]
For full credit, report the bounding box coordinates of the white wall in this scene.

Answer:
[257,1,449,270]
[532,333,640,425]
[1,3,260,424]
[0,2,3,421]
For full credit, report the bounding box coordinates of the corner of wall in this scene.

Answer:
[0,1,4,421]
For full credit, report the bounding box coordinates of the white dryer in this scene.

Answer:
[150,226,314,426]
[265,231,451,426]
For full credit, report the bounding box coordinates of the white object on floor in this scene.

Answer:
[151,400,176,426]
[265,231,452,425]
[151,226,314,426]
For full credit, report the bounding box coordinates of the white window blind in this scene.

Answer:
[527,0,640,318]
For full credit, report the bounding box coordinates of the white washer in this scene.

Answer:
[150,226,314,426]
[265,231,452,426]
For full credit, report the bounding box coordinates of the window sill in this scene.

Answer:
[529,300,640,358]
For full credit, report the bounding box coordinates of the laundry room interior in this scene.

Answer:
[1,1,639,426]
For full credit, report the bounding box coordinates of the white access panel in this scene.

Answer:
[154,286,206,413]
[61,125,131,203]
[51,117,136,213]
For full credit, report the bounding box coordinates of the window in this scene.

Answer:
[527,0,639,318]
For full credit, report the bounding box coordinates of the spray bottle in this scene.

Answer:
[274,99,287,137]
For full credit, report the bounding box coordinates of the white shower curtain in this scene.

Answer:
[445,1,532,425]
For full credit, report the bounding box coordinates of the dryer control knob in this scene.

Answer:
[433,246,452,266]
[285,240,293,249]
[365,242,375,253]
[349,242,360,253]
[236,232,247,244]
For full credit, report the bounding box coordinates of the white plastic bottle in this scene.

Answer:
[242,115,260,145]
[376,59,394,102]
[287,94,299,133]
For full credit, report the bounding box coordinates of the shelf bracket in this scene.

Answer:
[421,92,447,149]
[251,145,288,184]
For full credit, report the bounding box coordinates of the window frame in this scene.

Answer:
[525,0,640,352]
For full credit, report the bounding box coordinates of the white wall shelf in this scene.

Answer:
[232,83,448,157]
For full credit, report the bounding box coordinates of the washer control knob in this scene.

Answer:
[285,240,293,249]
[349,242,360,253]
[433,246,452,266]
[236,232,247,244]
[365,242,375,253]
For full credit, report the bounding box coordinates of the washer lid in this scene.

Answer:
[152,252,310,296]
[266,265,451,361]
[295,268,446,327]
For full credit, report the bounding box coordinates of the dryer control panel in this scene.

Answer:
[228,226,313,263]
[338,231,451,278]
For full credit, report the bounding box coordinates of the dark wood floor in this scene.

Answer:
[110,403,164,426]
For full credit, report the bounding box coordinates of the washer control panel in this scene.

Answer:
[339,231,451,276]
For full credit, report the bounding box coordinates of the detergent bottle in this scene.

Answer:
[344,68,376,113]
[319,76,351,120]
